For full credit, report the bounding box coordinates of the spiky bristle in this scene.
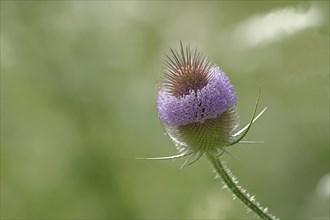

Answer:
[161,42,212,97]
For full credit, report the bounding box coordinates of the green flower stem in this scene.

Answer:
[206,152,277,220]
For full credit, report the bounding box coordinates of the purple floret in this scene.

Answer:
[157,66,237,126]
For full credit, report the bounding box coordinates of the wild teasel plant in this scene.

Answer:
[138,42,278,220]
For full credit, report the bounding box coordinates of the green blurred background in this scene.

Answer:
[1,1,329,219]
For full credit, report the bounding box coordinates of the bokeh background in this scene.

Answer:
[1,1,329,219]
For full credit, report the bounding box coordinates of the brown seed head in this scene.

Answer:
[161,42,212,97]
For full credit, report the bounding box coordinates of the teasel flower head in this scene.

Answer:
[157,42,240,161]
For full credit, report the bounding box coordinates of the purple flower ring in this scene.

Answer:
[158,66,237,126]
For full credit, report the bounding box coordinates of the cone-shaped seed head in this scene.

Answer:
[157,43,238,152]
